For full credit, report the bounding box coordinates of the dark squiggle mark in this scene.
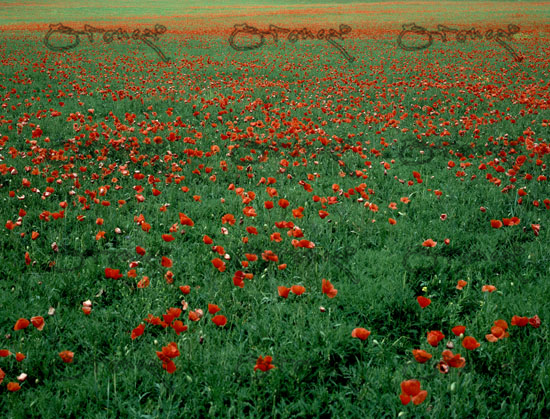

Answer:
[397,23,522,62]
[228,23,355,62]
[44,23,170,62]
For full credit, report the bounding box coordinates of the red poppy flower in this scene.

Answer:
[162,234,175,242]
[211,258,226,272]
[30,316,45,331]
[490,220,503,228]
[161,256,173,268]
[208,304,221,314]
[0,349,11,357]
[442,350,465,368]
[136,246,146,256]
[131,324,145,340]
[290,285,305,295]
[278,199,290,209]
[162,342,180,359]
[179,213,194,227]
[416,296,431,308]
[59,350,74,363]
[0,367,5,385]
[321,279,338,298]
[105,268,123,280]
[14,318,30,331]
[427,330,445,347]
[15,352,25,362]
[179,285,191,294]
[451,325,466,336]
[254,355,276,372]
[511,315,529,327]
[462,336,480,350]
[261,250,279,262]
[212,315,227,327]
[531,224,540,236]
[529,315,541,328]
[221,213,236,225]
[171,320,188,335]
[400,379,427,405]
[412,349,432,363]
[351,328,371,341]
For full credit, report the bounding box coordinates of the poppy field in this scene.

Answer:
[0,1,549,417]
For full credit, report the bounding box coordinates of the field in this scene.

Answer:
[0,0,549,417]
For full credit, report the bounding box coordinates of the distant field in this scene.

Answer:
[0,1,549,417]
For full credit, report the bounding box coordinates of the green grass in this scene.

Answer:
[0,3,549,417]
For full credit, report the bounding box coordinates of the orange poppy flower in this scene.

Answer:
[278,286,290,298]
[137,276,150,288]
[351,328,371,341]
[290,285,305,295]
[13,318,30,331]
[321,279,338,298]
[59,350,74,363]
[422,239,437,247]
[131,324,145,340]
[30,316,45,331]
[212,315,227,327]
[416,296,431,308]
[243,206,257,217]
[462,336,480,350]
[388,218,397,225]
[188,309,203,322]
[7,382,21,392]
[482,285,496,293]
[412,349,432,363]
[456,280,467,290]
